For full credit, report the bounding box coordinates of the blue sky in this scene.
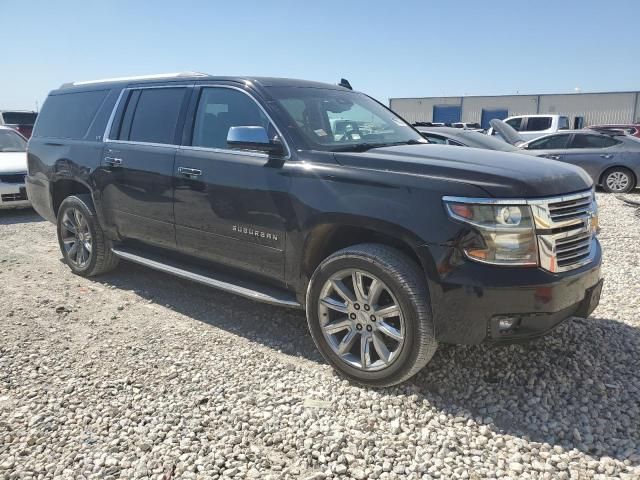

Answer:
[2,0,639,110]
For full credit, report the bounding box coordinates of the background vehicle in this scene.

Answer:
[491,119,640,193]
[451,122,483,131]
[0,126,30,209]
[27,73,602,387]
[488,114,570,141]
[586,124,640,139]
[0,110,38,139]
[415,126,519,151]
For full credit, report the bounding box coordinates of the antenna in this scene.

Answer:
[338,78,353,90]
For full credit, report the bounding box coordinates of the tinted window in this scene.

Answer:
[126,88,186,144]
[559,116,569,130]
[422,133,447,144]
[1,112,37,125]
[192,88,271,149]
[505,118,522,131]
[446,139,464,146]
[0,129,27,152]
[527,134,570,150]
[570,134,620,149]
[33,90,108,139]
[525,117,552,131]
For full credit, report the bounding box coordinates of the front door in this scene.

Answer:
[97,86,191,248]
[173,86,292,282]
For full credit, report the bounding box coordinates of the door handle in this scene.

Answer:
[547,155,561,160]
[104,156,123,167]
[600,154,613,159]
[178,167,202,177]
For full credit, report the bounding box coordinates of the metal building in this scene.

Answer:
[390,91,640,130]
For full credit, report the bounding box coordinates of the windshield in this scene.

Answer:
[0,129,27,152]
[2,112,37,125]
[268,87,426,151]
[458,131,518,152]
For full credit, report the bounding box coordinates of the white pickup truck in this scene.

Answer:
[488,114,570,141]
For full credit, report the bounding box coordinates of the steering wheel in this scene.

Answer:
[340,122,361,142]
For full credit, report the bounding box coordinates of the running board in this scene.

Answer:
[111,247,302,309]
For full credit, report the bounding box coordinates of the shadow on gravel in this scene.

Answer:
[0,208,44,225]
[93,261,639,464]
[412,317,640,464]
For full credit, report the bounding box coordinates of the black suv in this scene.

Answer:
[26,73,603,386]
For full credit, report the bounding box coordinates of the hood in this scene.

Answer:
[490,119,525,146]
[333,144,593,197]
[0,151,27,174]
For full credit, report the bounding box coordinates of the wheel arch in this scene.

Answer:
[50,177,93,217]
[599,165,637,188]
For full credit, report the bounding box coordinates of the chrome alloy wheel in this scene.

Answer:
[318,269,405,371]
[60,208,93,268]
[606,171,630,192]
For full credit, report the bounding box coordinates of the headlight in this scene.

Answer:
[444,201,538,266]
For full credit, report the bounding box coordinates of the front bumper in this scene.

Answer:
[0,181,31,209]
[419,239,602,345]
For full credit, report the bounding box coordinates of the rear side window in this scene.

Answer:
[527,134,570,150]
[505,118,522,131]
[120,88,186,144]
[33,90,108,139]
[559,116,570,130]
[525,117,552,131]
[570,134,620,149]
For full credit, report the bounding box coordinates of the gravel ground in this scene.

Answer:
[1,192,639,480]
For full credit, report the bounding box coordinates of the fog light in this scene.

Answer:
[496,316,520,333]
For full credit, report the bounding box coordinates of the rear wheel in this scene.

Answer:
[306,244,437,387]
[602,167,635,193]
[57,194,119,276]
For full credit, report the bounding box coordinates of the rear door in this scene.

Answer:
[173,85,291,281]
[98,85,191,248]
[559,133,622,179]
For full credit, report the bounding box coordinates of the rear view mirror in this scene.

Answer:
[227,126,285,156]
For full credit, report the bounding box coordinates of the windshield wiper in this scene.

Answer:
[332,139,426,152]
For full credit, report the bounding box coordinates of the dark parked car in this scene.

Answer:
[491,119,640,193]
[0,110,38,139]
[27,73,602,386]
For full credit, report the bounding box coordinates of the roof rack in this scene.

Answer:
[60,72,209,88]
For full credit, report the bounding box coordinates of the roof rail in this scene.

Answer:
[60,72,209,88]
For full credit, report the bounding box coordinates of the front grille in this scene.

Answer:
[547,196,592,222]
[1,192,28,202]
[531,190,596,273]
[0,174,26,184]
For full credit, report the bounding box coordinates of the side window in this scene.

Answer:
[424,134,446,144]
[525,117,552,131]
[559,116,570,130]
[570,134,620,149]
[33,90,108,139]
[121,88,186,144]
[192,87,270,149]
[446,139,464,146]
[505,118,522,131]
[527,134,570,150]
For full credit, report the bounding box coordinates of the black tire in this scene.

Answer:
[306,243,437,387]
[56,194,119,276]
[601,167,636,193]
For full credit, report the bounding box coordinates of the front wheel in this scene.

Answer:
[57,194,119,277]
[306,244,437,387]
[602,167,635,193]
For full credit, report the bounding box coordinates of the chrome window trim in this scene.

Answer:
[102,84,291,159]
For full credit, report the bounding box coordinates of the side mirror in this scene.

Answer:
[227,126,285,156]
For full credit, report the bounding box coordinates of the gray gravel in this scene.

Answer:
[1,191,639,480]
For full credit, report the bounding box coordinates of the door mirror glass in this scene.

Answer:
[227,126,284,155]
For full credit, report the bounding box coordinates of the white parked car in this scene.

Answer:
[488,114,570,141]
[0,126,30,209]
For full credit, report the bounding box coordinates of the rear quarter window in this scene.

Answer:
[33,90,109,139]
